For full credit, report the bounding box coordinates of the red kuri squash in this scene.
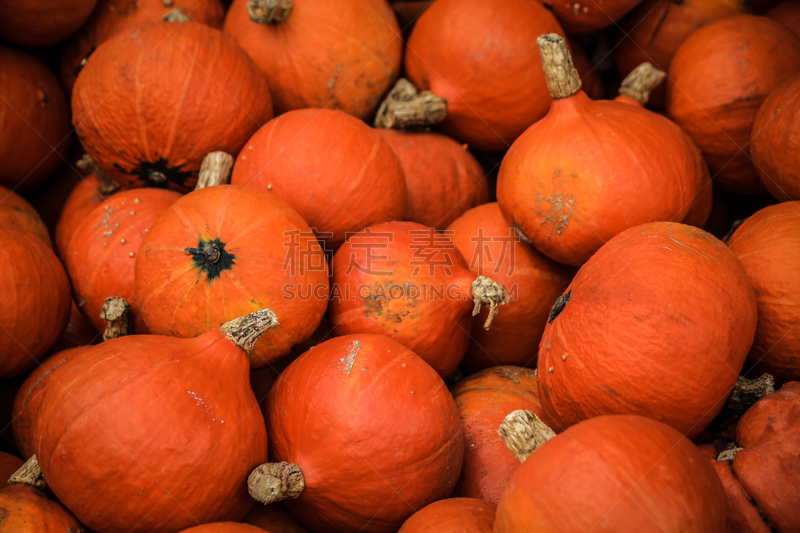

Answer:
[541,0,642,34]
[398,498,495,532]
[0,484,87,532]
[54,170,119,259]
[0,0,98,46]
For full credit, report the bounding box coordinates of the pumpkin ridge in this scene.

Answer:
[728,459,779,532]
[164,47,199,158]
[185,236,236,282]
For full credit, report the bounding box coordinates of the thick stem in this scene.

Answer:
[498,410,556,463]
[618,63,666,105]
[101,297,133,341]
[76,154,120,195]
[537,34,581,99]
[248,0,293,24]
[717,441,742,462]
[220,309,280,354]
[195,151,234,190]
[726,373,774,411]
[470,276,510,330]
[248,462,304,504]
[8,455,48,492]
[373,78,448,130]
[162,7,192,21]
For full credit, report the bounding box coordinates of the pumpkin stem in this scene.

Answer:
[8,455,49,493]
[101,297,133,341]
[221,309,280,354]
[716,441,742,462]
[76,154,120,195]
[162,7,192,22]
[618,63,666,105]
[248,0,293,24]
[195,151,234,190]
[470,276,510,330]
[726,373,775,411]
[373,78,448,130]
[537,34,582,99]
[498,409,556,463]
[248,462,304,504]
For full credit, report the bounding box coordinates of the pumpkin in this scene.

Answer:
[451,366,549,504]
[0,484,87,532]
[398,498,495,532]
[539,222,757,439]
[61,0,226,92]
[230,109,406,246]
[768,1,800,35]
[135,185,329,368]
[0,451,23,483]
[67,188,181,334]
[328,221,509,377]
[0,0,98,46]
[0,46,71,191]
[495,414,730,532]
[0,185,52,247]
[404,0,565,152]
[667,15,800,194]
[34,310,275,533]
[73,22,272,192]
[243,502,312,533]
[751,74,800,201]
[727,203,800,384]
[497,35,697,266]
[223,0,401,121]
[251,334,463,533]
[178,525,266,533]
[447,203,574,372]
[375,129,488,230]
[541,0,642,34]
[0,227,71,378]
[615,0,747,109]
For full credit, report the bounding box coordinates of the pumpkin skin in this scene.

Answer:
[497,90,697,266]
[61,0,226,92]
[750,74,800,201]
[768,1,800,36]
[615,0,747,109]
[223,0,401,121]
[376,129,489,231]
[0,185,52,247]
[727,203,800,384]
[34,328,269,533]
[0,485,87,532]
[231,109,406,246]
[67,188,181,334]
[0,0,98,46]
[447,203,574,372]
[179,525,267,533]
[0,47,71,191]
[135,185,329,368]
[541,0,642,34]
[398,498,495,532]
[0,451,23,483]
[667,15,800,194]
[404,0,565,152]
[267,334,463,533]
[329,221,481,377]
[0,227,71,378]
[451,366,549,504]
[495,415,730,532]
[538,222,757,439]
[72,22,273,192]
[243,503,312,533]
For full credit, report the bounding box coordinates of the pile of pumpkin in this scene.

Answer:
[0,0,799,531]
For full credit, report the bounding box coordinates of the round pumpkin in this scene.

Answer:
[667,15,800,194]
[0,451,23,483]
[398,498,495,532]
[538,222,757,439]
[376,129,488,231]
[72,22,273,192]
[0,46,71,191]
[61,0,226,91]
[495,414,730,532]
[727,203,800,384]
[223,0,401,121]
[615,0,747,109]
[404,0,565,152]
[0,185,52,247]
[260,334,463,533]
[34,311,274,533]
[751,74,800,201]
[497,35,697,266]
[135,185,329,368]
[0,0,98,46]
[447,203,574,372]
[768,1,800,36]
[0,485,87,532]
[243,502,312,533]
[542,0,642,34]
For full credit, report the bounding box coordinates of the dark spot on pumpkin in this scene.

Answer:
[548,289,571,323]
[114,158,193,189]
[185,237,235,282]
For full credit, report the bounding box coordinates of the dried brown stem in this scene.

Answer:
[162,7,192,22]
[537,34,581,99]
[373,78,448,130]
[76,154,120,195]
[498,410,556,463]
[221,309,280,354]
[248,0,293,24]
[618,63,665,105]
[8,455,48,492]
[195,151,234,190]
[248,462,304,504]
[101,297,133,341]
[717,441,742,462]
[470,276,510,330]
[726,373,775,411]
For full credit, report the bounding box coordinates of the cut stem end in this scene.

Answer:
[726,373,775,411]
[248,0,293,23]
[195,151,234,190]
[537,34,581,99]
[221,309,280,354]
[618,62,666,105]
[470,276,510,330]
[373,78,448,130]
[498,409,556,463]
[101,297,133,340]
[8,455,48,492]
[248,462,304,504]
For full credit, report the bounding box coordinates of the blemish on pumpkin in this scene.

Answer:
[537,192,576,238]
[339,340,360,377]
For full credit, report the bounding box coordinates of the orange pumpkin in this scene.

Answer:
[398,498,495,532]
[72,22,272,192]
[0,485,87,532]
[768,1,800,36]
[0,0,98,46]
[0,46,71,191]
[61,0,226,91]
[0,185,52,247]
[0,451,23,483]
[404,0,564,152]
[230,109,406,246]
[667,15,800,194]
[538,222,757,439]
[55,172,118,259]
[541,0,642,34]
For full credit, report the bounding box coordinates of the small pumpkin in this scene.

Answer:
[0,0,98,46]
[541,0,642,34]
[768,1,800,36]
[0,185,52,247]
[398,498,495,532]
[0,484,87,532]
[0,451,23,483]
